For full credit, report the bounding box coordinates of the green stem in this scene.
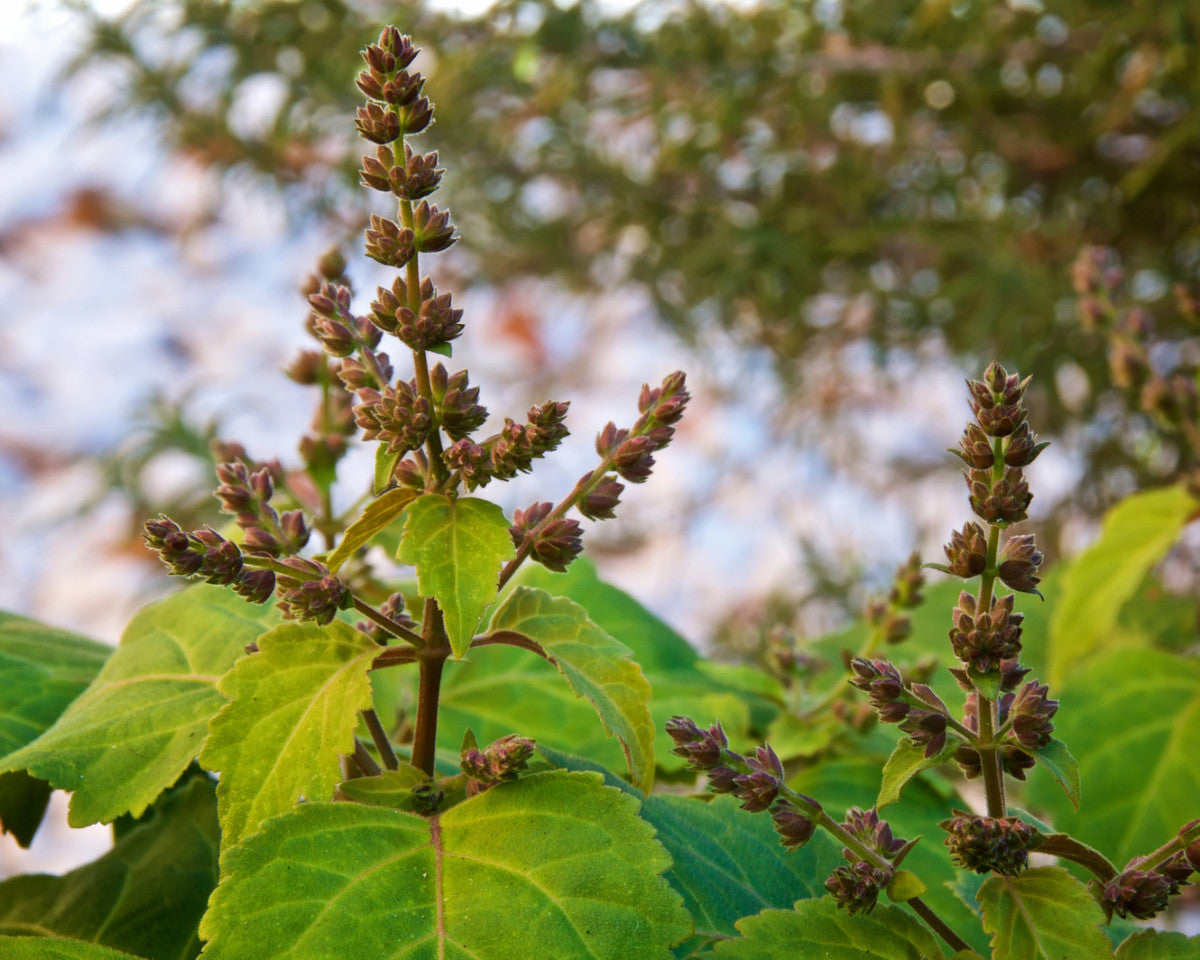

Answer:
[976,514,1007,817]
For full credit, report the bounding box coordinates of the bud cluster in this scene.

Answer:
[848,658,953,757]
[460,734,536,797]
[214,460,311,558]
[143,516,274,604]
[664,716,821,848]
[955,362,1045,526]
[444,401,570,488]
[1097,854,1193,921]
[274,557,353,625]
[952,681,1057,781]
[356,592,416,643]
[949,591,1023,674]
[509,502,584,572]
[939,811,1037,876]
[371,278,465,355]
[354,379,432,456]
[825,808,908,915]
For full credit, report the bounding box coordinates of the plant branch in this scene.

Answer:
[906,896,972,953]
[362,708,400,770]
[352,737,382,777]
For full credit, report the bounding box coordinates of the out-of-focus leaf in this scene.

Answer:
[0,586,278,825]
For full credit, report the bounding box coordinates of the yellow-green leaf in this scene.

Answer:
[197,771,690,959]
[481,586,656,791]
[325,486,417,572]
[397,494,515,657]
[199,619,379,860]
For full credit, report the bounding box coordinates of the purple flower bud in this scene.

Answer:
[940,811,1037,876]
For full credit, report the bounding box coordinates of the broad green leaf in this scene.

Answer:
[794,755,987,955]
[1030,737,1080,809]
[0,776,218,960]
[199,619,378,858]
[763,710,842,762]
[511,562,777,771]
[398,494,515,657]
[644,793,842,954]
[481,586,656,791]
[1026,648,1200,865]
[0,611,111,845]
[878,737,958,808]
[1048,484,1196,685]
[0,938,148,960]
[198,771,691,959]
[325,486,417,572]
[978,866,1111,960]
[1115,930,1200,959]
[712,898,945,959]
[0,586,279,826]
[0,611,111,756]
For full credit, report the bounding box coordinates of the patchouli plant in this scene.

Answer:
[1,21,1199,960]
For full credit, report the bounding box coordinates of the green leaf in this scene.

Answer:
[645,793,842,952]
[373,444,401,495]
[0,610,111,845]
[514,559,699,672]
[198,771,691,959]
[1048,484,1196,685]
[534,740,844,943]
[877,737,958,808]
[978,866,1112,960]
[1115,929,1200,959]
[398,494,515,657]
[0,938,148,960]
[199,619,378,859]
[0,776,218,960]
[886,870,926,903]
[0,586,279,826]
[337,765,428,810]
[325,486,417,572]
[0,611,111,756]
[712,898,945,959]
[1030,737,1080,810]
[0,771,52,848]
[481,586,656,791]
[1026,648,1200,865]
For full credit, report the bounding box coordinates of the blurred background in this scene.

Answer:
[2,0,1199,872]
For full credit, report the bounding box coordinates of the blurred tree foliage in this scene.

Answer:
[65,0,1200,504]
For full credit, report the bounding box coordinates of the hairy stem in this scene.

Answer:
[907,897,972,953]
[411,597,449,776]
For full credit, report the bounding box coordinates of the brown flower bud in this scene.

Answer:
[579,475,624,521]
[364,215,415,268]
[411,200,455,253]
[997,534,1043,595]
[944,522,988,578]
